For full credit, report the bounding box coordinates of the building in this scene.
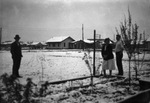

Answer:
[88,38,105,49]
[46,36,75,49]
[145,37,150,51]
[72,39,94,49]
[1,41,13,50]
[72,39,103,49]
[29,42,47,49]
[130,40,145,52]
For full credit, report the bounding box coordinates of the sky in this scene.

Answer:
[0,0,150,42]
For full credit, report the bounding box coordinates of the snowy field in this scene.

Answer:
[1,50,150,103]
[0,50,150,84]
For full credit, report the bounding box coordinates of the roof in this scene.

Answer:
[73,39,94,44]
[131,40,144,44]
[41,42,47,45]
[2,41,13,45]
[31,42,40,45]
[83,39,94,44]
[147,37,150,41]
[46,36,73,43]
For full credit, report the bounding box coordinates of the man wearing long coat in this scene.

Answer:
[10,34,23,78]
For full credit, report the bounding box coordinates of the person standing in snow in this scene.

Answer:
[101,38,115,77]
[110,34,124,75]
[115,35,124,75]
[10,34,23,78]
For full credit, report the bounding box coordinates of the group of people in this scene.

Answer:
[10,34,124,78]
[101,35,124,77]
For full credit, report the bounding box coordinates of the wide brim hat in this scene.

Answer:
[14,34,21,39]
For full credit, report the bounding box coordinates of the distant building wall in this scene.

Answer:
[47,42,61,49]
[47,37,74,49]
[147,42,150,50]
[61,38,72,49]
[73,40,102,49]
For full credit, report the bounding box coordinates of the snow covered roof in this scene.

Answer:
[32,42,39,45]
[20,41,28,45]
[73,39,94,44]
[131,40,144,44]
[147,37,150,41]
[83,39,94,44]
[27,42,47,46]
[41,42,47,45]
[46,36,72,43]
[2,41,13,45]
[31,42,40,45]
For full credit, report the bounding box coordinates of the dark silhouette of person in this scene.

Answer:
[110,35,124,75]
[10,34,23,78]
[115,35,124,75]
[101,38,115,77]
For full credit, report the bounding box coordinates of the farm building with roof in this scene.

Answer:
[145,37,150,50]
[46,36,75,49]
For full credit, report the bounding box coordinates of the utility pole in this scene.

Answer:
[82,24,84,51]
[93,30,96,76]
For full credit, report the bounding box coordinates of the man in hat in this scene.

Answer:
[10,34,23,78]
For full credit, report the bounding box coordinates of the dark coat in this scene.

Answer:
[101,44,114,60]
[10,41,22,59]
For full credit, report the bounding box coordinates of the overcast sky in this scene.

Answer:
[0,0,150,42]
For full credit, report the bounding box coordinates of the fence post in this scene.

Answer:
[93,30,96,76]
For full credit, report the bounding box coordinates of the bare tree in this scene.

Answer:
[116,8,145,85]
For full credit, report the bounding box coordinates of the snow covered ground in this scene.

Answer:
[0,50,150,84]
[0,50,150,103]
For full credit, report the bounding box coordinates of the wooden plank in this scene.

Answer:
[118,89,150,103]
[48,76,92,85]
[139,79,150,90]
[94,74,126,79]
[45,75,125,86]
